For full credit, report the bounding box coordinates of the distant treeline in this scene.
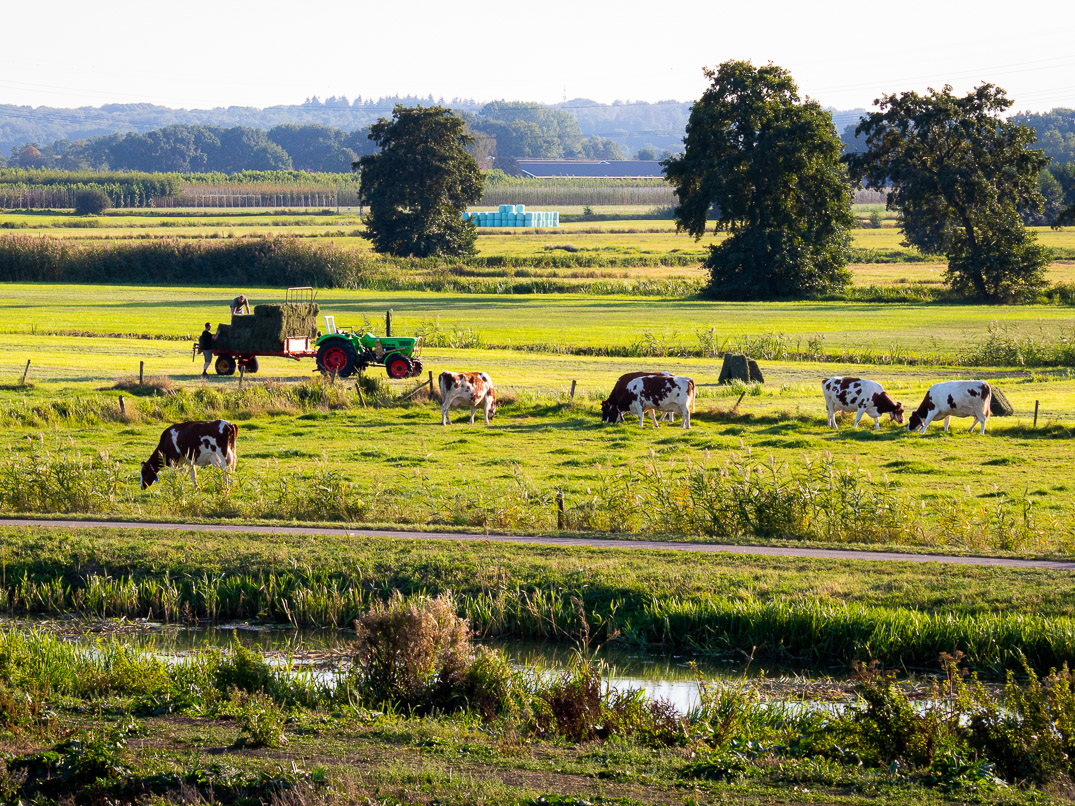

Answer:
[2,104,640,176]
[0,95,692,165]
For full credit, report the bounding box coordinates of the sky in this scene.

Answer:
[2,0,1073,113]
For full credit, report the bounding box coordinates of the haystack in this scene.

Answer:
[718,353,764,384]
[990,386,1014,417]
[214,302,319,352]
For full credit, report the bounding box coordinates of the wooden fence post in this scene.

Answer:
[385,309,392,337]
[1034,400,1040,427]
[355,383,366,408]
[570,380,577,399]
[119,395,125,415]
[556,490,565,530]
[732,391,746,412]
[139,361,144,385]
[20,360,30,385]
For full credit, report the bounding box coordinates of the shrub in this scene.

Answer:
[72,188,112,215]
[351,591,474,709]
[233,691,289,748]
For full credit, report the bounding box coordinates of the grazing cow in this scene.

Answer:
[439,371,497,425]
[140,419,238,489]
[619,375,695,429]
[601,371,676,424]
[907,380,993,435]
[822,376,904,430]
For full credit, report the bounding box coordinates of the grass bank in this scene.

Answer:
[0,526,1074,673]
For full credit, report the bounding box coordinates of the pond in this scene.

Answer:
[1,616,859,712]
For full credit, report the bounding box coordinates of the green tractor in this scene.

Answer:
[314,318,423,379]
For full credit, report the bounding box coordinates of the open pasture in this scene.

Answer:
[0,286,1070,554]
[1,284,1073,356]
[5,209,1074,273]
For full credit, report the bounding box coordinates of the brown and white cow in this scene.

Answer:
[618,374,695,429]
[439,371,497,425]
[822,376,904,430]
[907,380,992,435]
[601,371,676,424]
[140,419,238,489]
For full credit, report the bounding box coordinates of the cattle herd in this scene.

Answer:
[138,370,996,486]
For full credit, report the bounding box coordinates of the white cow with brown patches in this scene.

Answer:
[907,380,992,434]
[438,371,497,425]
[620,374,695,429]
[822,376,904,430]
[140,419,238,488]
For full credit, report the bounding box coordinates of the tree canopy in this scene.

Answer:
[848,84,1051,301]
[663,61,853,300]
[356,106,483,258]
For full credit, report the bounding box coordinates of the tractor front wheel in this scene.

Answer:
[385,354,413,379]
[215,355,237,376]
[316,341,358,378]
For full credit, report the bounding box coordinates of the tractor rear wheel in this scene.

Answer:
[316,341,358,378]
[240,356,259,373]
[385,354,412,379]
[409,358,424,378]
[215,355,237,375]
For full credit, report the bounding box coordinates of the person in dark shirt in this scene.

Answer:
[198,322,215,376]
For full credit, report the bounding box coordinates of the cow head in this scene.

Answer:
[140,460,159,489]
[890,403,905,425]
[600,399,624,424]
[906,411,923,432]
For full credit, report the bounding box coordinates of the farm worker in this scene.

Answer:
[197,322,215,376]
[230,294,251,315]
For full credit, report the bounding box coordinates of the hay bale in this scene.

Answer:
[718,353,764,384]
[215,303,320,352]
[747,358,764,384]
[990,386,1014,417]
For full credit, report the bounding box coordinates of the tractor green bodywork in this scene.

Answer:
[313,330,423,379]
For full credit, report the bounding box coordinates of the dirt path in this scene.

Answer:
[2,517,1073,570]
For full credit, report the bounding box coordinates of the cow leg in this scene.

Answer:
[682,406,690,429]
[827,406,837,429]
[469,406,477,424]
[918,412,937,433]
[483,401,492,424]
[852,409,865,429]
[188,463,198,487]
[649,409,660,428]
[441,403,451,425]
[943,416,952,432]
[638,410,645,428]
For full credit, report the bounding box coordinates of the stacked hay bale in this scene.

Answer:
[214,302,319,352]
[990,386,1014,417]
[718,353,764,384]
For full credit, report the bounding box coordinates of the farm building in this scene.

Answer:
[515,159,664,179]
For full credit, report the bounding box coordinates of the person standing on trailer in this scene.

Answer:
[198,322,216,376]
[230,294,251,315]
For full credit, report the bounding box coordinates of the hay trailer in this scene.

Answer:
[206,287,320,375]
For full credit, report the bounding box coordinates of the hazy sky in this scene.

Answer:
[3,0,1073,112]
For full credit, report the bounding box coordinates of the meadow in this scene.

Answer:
[2,209,1075,803]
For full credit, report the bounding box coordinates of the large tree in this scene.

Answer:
[356,106,482,258]
[848,84,1051,301]
[663,61,854,300]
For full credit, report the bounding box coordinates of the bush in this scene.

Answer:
[72,188,112,215]
[351,591,474,709]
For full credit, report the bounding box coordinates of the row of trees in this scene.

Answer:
[366,65,1070,303]
[2,105,634,175]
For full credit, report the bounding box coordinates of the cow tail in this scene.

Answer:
[982,382,992,414]
[438,373,448,402]
[688,378,696,412]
